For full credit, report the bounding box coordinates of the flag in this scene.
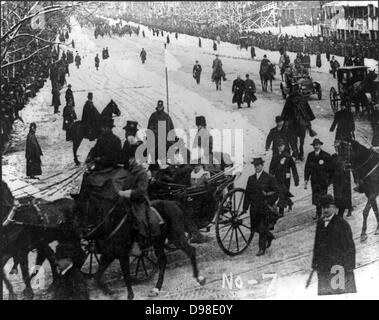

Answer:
[164,48,181,71]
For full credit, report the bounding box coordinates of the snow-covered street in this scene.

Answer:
[2,18,379,300]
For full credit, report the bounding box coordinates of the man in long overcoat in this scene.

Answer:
[329,104,355,142]
[232,75,245,109]
[65,84,75,106]
[52,85,61,114]
[243,74,257,108]
[26,122,43,179]
[304,138,332,220]
[266,116,294,157]
[312,195,356,296]
[62,99,77,141]
[243,158,279,256]
[269,140,299,217]
[193,60,202,85]
[81,92,100,140]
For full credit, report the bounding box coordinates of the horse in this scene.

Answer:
[71,195,205,300]
[348,140,379,241]
[68,99,121,166]
[260,63,276,92]
[212,65,225,91]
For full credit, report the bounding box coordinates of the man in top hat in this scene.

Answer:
[266,115,295,157]
[193,60,202,85]
[232,75,245,109]
[193,116,213,164]
[65,84,75,106]
[329,102,355,142]
[269,139,299,217]
[121,120,139,164]
[81,92,100,141]
[62,98,77,141]
[86,117,122,170]
[312,194,356,296]
[243,157,279,256]
[147,100,175,162]
[26,122,43,179]
[53,243,89,300]
[304,138,332,220]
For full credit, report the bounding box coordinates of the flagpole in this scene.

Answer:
[165,66,169,114]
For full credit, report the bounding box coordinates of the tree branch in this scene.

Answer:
[1,45,50,69]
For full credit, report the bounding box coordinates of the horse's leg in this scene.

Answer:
[119,255,134,300]
[368,192,379,235]
[2,256,17,300]
[299,132,305,160]
[180,243,206,286]
[148,241,167,297]
[18,250,34,299]
[94,251,116,295]
[73,135,83,166]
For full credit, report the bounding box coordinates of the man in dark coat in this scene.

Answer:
[94,53,100,70]
[312,194,356,296]
[86,117,122,170]
[192,116,213,163]
[232,75,245,109]
[81,92,100,140]
[26,122,43,179]
[53,243,89,300]
[250,46,256,59]
[343,55,353,67]
[304,139,332,220]
[329,103,355,142]
[147,100,175,161]
[243,158,279,256]
[140,48,147,64]
[269,140,299,217]
[330,56,340,79]
[330,141,352,217]
[198,38,202,48]
[266,116,294,157]
[121,120,139,164]
[65,84,75,106]
[75,52,81,69]
[52,85,61,114]
[62,99,77,141]
[243,74,257,108]
[193,60,202,85]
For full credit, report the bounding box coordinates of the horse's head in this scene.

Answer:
[105,99,121,117]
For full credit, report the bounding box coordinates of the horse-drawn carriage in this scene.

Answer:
[330,66,377,115]
[280,64,322,100]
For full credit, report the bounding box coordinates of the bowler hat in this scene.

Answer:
[195,116,206,126]
[319,194,335,208]
[123,120,138,132]
[275,116,284,123]
[68,84,72,88]
[252,157,264,165]
[310,138,323,146]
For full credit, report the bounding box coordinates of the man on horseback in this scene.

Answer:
[81,92,100,141]
[281,84,316,160]
[212,54,226,82]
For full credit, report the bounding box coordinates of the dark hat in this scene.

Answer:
[275,115,284,123]
[55,243,74,260]
[263,54,267,58]
[310,138,323,146]
[252,157,264,165]
[148,163,160,172]
[319,194,335,208]
[123,120,138,132]
[29,122,36,130]
[100,116,115,128]
[195,116,206,126]
[246,74,249,77]
[87,92,93,99]
[68,84,72,87]
[157,100,164,107]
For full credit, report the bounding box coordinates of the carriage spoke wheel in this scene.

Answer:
[80,239,101,278]
[215,188,253,256]
[330,87,339,113]
[130,247,158,284]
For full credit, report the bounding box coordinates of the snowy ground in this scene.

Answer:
[2,17,379,300]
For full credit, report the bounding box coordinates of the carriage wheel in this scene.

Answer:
[330,87,339,113]
[215,188,253,256]
[130,247,158,283]
[80,239,101,278]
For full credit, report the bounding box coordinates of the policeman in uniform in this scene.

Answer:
[269,139,299,217]
[304,139,332,220]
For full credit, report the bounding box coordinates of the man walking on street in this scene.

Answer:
[26,123,43,179]
[193,60,202,85]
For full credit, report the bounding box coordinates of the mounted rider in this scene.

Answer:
[260,54,271,73]
[81,92,100,141]
[212,54,226,82]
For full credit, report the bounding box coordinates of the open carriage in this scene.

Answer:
[148,164,253,256]
[330,66,377,115]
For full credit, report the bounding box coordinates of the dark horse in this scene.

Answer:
[260,63,276,92]
[212,65,225,91]
[69,100,121,165]
[348,140,379,241]
[71,195,205,300]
